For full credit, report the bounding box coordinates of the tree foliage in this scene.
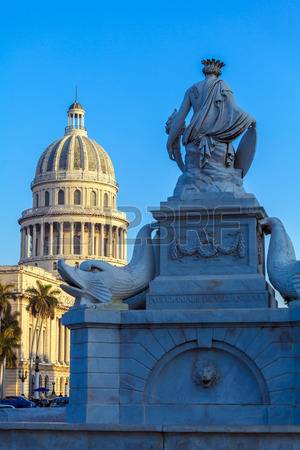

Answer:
[0,305,21,368]
[25,280,60,319]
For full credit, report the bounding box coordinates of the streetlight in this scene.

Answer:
[51,381,56,397]
[64,379,69,397]
[34,356,40,400]
[18,369,27,397]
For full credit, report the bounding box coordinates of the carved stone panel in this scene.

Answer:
[160,222,251,276]
[145,342,266,405]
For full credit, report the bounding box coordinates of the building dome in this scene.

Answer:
[35,134,115,181]
[19,100,128,274]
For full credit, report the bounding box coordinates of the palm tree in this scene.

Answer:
[0,305,21,398]
[25,281,60,398]
[0,283,16,329]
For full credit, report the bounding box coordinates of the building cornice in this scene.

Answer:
[19,206,128,225]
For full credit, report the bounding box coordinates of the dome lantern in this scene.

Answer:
[65,101,86,136]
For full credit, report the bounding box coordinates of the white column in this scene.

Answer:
[26,227,31,258]
[99,224,103,256]
[39,223,44,256]
[81,222,85,255]
[47,318,51,362]
[40,328,44,361]
[112,227,116,258]
[23,228,26,258]
[32,224,37,257]
[123,229,127,261]
[117,228,121,259]
[90,223,95,255]
[44,329,48,361]
[114,228,117,258]
[108,225,112,257]
[119,228,123,260]
[49,223,53,256]
[59,222,64,255]
[56,318,60,363]
[59,321,65,364]
[20,228,24,259]
[70,223,74,255]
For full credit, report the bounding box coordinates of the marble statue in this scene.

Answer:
[261,217,300,304]
[58,224,156,306]
[58,57,300,440]
[166,58,257,198]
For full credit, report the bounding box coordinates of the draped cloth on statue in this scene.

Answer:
[183,78,254,167]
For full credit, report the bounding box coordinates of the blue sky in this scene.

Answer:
[0,0,300,264]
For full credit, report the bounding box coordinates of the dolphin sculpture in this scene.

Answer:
[58,223,156,306]
[260,217,300,303]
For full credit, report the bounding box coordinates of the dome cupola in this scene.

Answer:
[65,102,86,136]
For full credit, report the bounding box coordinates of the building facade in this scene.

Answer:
[0,101,128,397]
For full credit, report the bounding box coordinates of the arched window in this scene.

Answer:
[34,193,39,208]
[74,189,81,205]
[45,191,50,206]
[103,193,109,208]
[91,191,97,207]
[58,189,65,205]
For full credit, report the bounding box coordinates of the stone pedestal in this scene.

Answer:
[61,191,298,433]
[148,194,276,309]
[63,307,300,426]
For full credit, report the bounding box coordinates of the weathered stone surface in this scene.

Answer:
[63,307,300,425]
[2,424,300,450]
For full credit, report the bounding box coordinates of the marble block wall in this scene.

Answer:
[63,308,300,425]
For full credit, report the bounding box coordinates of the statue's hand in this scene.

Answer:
[167,142,175,161]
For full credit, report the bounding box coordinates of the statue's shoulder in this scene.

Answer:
[219,79,233,93]
[188,81,205,99]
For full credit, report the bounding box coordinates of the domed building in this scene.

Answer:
[0,101,128,398]
[19,102,128,273]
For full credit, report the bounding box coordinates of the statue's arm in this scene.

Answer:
[167,90,191,149]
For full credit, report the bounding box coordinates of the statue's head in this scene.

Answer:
[202,58,225,78]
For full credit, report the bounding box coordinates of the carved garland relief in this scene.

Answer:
[169,228,246,260]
